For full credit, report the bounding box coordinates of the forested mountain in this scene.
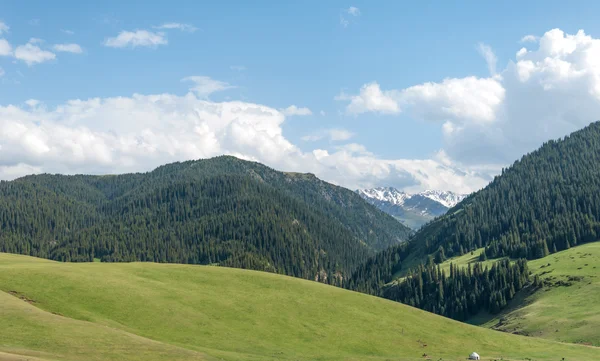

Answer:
[0,156,412,284]
[349,121,600,306]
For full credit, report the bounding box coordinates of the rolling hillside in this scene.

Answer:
[477,242,600,346]
[0,156,411,283]
[0,253,599,361]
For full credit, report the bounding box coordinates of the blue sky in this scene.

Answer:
[1,1,600,193]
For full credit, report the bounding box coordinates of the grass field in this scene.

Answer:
[0,253,598,361]
[474,242,600,346]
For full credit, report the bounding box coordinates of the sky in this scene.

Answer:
[1,1,600,193]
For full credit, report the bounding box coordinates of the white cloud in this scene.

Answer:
[14,42,56,66]
[336,82,400,114]
[61,29,75,35]
[53,43,83,54]
[339,28,600,169]
[0,89,487,193]
[347,6,361,16]
[0,22,9,35]
[302,128,354,142]
[400,76,505,124]
[153,23,197,33]
[280,105,312,116]
[104,30,167,48]
[5,27,599,195]
[25,99,39,107]
[478,43,497,75]
[182,76,235,98]
[340,6,360,27]
[230,65,246,71]
[28,38,44,44]
[521,34,538,43]
[0,38,11,56]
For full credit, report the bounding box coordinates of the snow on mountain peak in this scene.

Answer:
[357,187,467,209]
[419,190,467,208]
[356,187,410,205]
[357,187,469,230]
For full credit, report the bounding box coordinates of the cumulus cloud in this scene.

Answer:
[153,23,197,32]
[182,76,235,98]
[4,27,597,195]
[0,89,486,193]
[338,28,600,169]
[400,76,505,124]
[53,43,83,54]
[14,41,56,65]
[302,128,354,142]
[104,30,167,48]
[0,38,11,56]
[280,105,312,116]
[336,82,400,114]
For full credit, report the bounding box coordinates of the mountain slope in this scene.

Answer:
[357,187,466,229]
[349,121,600,310]
[0,253,598,361]
[411,121,600,262]
[0,156,412,283]
[476,242,600,346]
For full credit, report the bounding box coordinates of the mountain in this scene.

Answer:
[357,187,467,229]
[349,121,600,313]
[1,252,597,361]
[0,156,412,284]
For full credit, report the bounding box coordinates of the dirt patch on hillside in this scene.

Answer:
[7,290,36,304]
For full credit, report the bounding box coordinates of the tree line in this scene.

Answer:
[383,259,532,321]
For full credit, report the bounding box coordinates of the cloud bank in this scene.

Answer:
[1,28,599,195]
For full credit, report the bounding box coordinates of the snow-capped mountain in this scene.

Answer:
[417,189,467,209]
[356,187,468,230]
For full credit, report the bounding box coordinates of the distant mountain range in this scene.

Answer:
[356,187,468,229]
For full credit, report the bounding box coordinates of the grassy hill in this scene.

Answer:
[427,243,600,346]
[475,242,600,346]
[1,253,599,361]
[0,156,411,283]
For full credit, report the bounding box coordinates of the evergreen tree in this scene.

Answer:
[383,259,530,321]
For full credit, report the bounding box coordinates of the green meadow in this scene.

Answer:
[477,242,600,346]
[0,253,598,361]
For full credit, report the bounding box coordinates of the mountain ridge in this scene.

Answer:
[356,187,467,229]
[0,155,412,284]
